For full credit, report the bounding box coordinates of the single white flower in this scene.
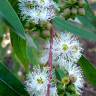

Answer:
[61,62,84,94]
[40,32,83,65]
[25,67,49,96]
[53,32,83,63]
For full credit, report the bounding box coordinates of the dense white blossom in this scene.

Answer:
[40,32,83,66]
[28,7,55,24]
[25,67,49,96]
[18,0,58,24]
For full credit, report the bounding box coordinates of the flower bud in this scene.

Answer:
[78,0,84,7]
[46,22,52,30]
[69,75,77,83]
[63,8,71,17]
[68,0,77,4]
[78,8,85,16]
[71,8,77,15]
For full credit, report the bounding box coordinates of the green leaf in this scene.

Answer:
[53,0,59,3]
[10,32,29,71]
[53,17,96,41]
[55,68,67,81]
[0,0,25,39]
[10,32,38,72]
[78,56,96,86]
[78,16,96,31]
[26,34,39,66]
[0,62,29,96]
[0,21,4,37]
[78,1,96,30]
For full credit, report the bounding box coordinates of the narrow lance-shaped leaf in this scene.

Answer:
[78,56,96,86]
[53,17,96,41]
[10,32,29,71]
[0,62,29,96]
[10,31,38,72]
[26,34,39,66]
[55,68,67,81]
[0,0,25,39]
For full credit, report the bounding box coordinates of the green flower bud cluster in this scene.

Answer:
[61,0,85,19]
[56,69,80,96]
[23,21,51,39]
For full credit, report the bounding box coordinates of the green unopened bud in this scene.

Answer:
[68,0,77,4]
[60,93,65,96]
[72,0,77,2]
[71,8,77,15]
[67,84,76,93]
[78,8,85,15]
[78,0,84,7]
[63,8,71,17]
[69,75,77,83]
[41,21,47,27]
[46,22,52,30]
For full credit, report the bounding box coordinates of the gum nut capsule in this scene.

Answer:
[78,0,84,7]
[46,22,52,30]
[63,8,71,17]
[71,8,77,15]
[69,0,77,4]
[72,0,77,2]
[78,8,85,15]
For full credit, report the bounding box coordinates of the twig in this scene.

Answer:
[47,26,55,96]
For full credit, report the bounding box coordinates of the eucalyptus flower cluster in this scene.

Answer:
[25,67,58,96]
[18,0,58,24]
[41,32,83,65]
[18,0,85,96]
[61,0,85,19]
[40,32,84,96]
[18,0,85,27]
[25,32,84,96]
